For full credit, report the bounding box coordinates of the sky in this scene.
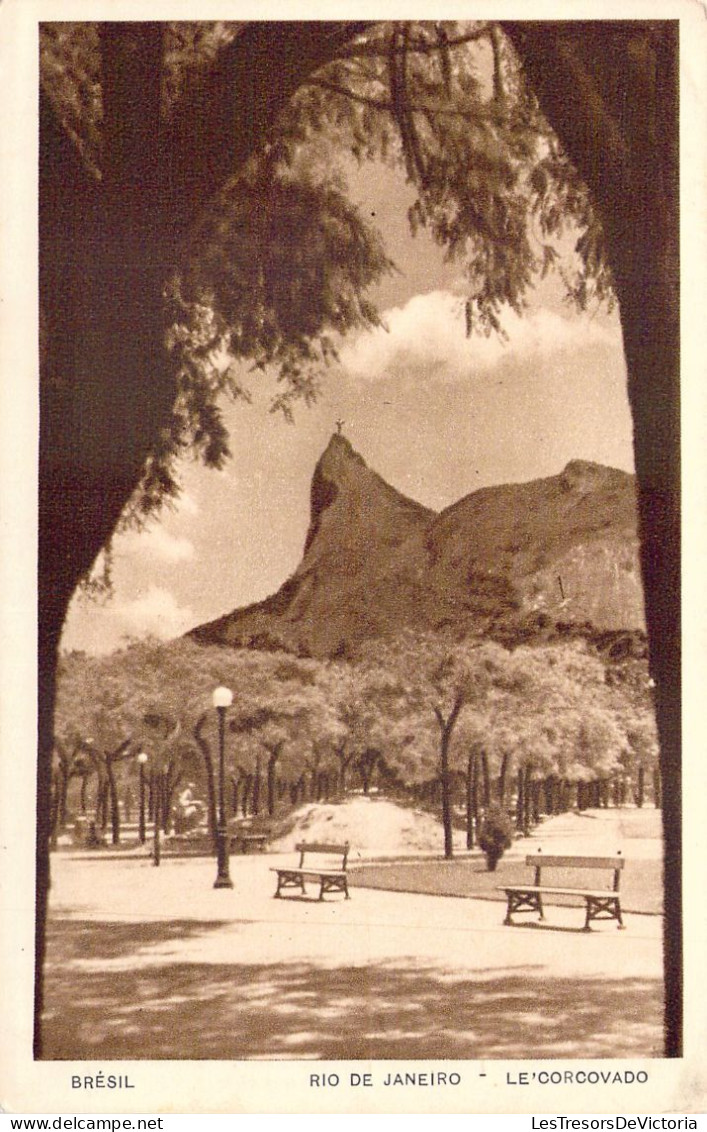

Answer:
[60,162,634,656]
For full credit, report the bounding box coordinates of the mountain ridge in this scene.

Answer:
[188,433,645,657]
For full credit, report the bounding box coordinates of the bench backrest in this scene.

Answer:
[526,853,624,890]
[296,841,349,870]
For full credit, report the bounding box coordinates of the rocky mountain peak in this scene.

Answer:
[188,437,645,657]
[560,459,617,494]
[317,431,366,478]
[302,432,434,560]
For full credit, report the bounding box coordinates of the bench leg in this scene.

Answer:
[584,896,624,931]
[504,891,543,925]
[274,872,306,898]
[318,875,349,901]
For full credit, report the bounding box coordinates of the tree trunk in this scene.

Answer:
[466,753,476,849]
[106,763,121,845]
[435,699,463,861]
[35,18,681,1062]
[523,767,535,834]
[497,751,510,806]
[359,749,379,796]
[336,747,354,794]
[147,773,156,822]
[242,774,253,817]
[653,767,662,809]
[440,733,453,860]
[97,779,110,832]
[544,776,554,814]
[252,756,262,816]
[515,769,524,833]
[503,18,681,1060]
[194,717,218,849]
[267,754,279,816]
[480,750,491,807]
[636,765,645,808]
[57,766,70,831]
[530,776,540,826]
[562,779,573,812]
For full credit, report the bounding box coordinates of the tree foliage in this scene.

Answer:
[54,633,658,849]
[36,18,681,1056]
[40,19,611,532]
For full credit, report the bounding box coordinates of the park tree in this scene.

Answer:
[605,656,660,807]
[365,632,512,858]
[224,657,327,816]
[498,642,629,816]
[320,657,419,796]
[55,637,329,835]
[613,704,660,809]
[446,709,495,848]
[323,680,369,793]
[34,20,682,1056]
[54,650,145,844]
[429,639,642,836]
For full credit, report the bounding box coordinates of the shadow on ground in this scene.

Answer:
[45,918,232,962]
[349,857,662,914]
[42,917,662,1061]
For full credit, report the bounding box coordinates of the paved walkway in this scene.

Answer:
[501,807,662,861]
[43,810,664,1061]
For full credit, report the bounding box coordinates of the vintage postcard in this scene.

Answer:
[1,0,706,1118]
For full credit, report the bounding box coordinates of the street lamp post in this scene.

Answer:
[137,752,148,844]
[212,686,234,889]
[152,768,162,867]
[136,750,162,865]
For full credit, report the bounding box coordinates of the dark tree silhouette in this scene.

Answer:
[37,21,680,1058]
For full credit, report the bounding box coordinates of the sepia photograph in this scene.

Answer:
[1,0,705,1117]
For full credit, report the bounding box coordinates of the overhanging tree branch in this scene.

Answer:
[306,75,487,119]
[162,21,371,232]
[330,23,493,61]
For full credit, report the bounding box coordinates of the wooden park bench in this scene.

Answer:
[272,841,350,901]
[230,831,268,854]
[500,851,625,931]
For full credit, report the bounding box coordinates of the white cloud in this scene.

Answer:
[61,586,196,655]
[339,290,616,384]
[117,586,195,639]
[118,526,195,563]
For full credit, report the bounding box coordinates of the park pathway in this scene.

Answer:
[42,808,663,1061]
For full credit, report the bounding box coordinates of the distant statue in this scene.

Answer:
[335,419,345,435]
[175,783,203,834]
